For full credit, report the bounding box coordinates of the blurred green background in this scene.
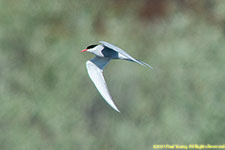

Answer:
[0,0,225,149]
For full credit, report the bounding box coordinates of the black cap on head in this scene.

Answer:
[86,44,97,49]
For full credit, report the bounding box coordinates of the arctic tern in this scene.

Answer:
[81,41,152,112]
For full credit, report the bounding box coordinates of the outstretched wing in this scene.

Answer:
[86,56,120,112]
[99,41,152,69]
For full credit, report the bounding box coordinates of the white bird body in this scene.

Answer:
[82,41,152,112]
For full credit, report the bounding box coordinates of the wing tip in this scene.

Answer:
[136,59,153,70]
[108,101,120,112]
[113,106,120,112]
[146,64,153,70]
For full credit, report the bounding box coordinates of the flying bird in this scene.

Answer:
[81,41,152,112]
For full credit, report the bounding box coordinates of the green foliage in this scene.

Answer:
[0,0,225,149]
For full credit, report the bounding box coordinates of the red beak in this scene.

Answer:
[81,49,88,52]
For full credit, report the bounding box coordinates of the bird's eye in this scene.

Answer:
[86,44,97,49]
